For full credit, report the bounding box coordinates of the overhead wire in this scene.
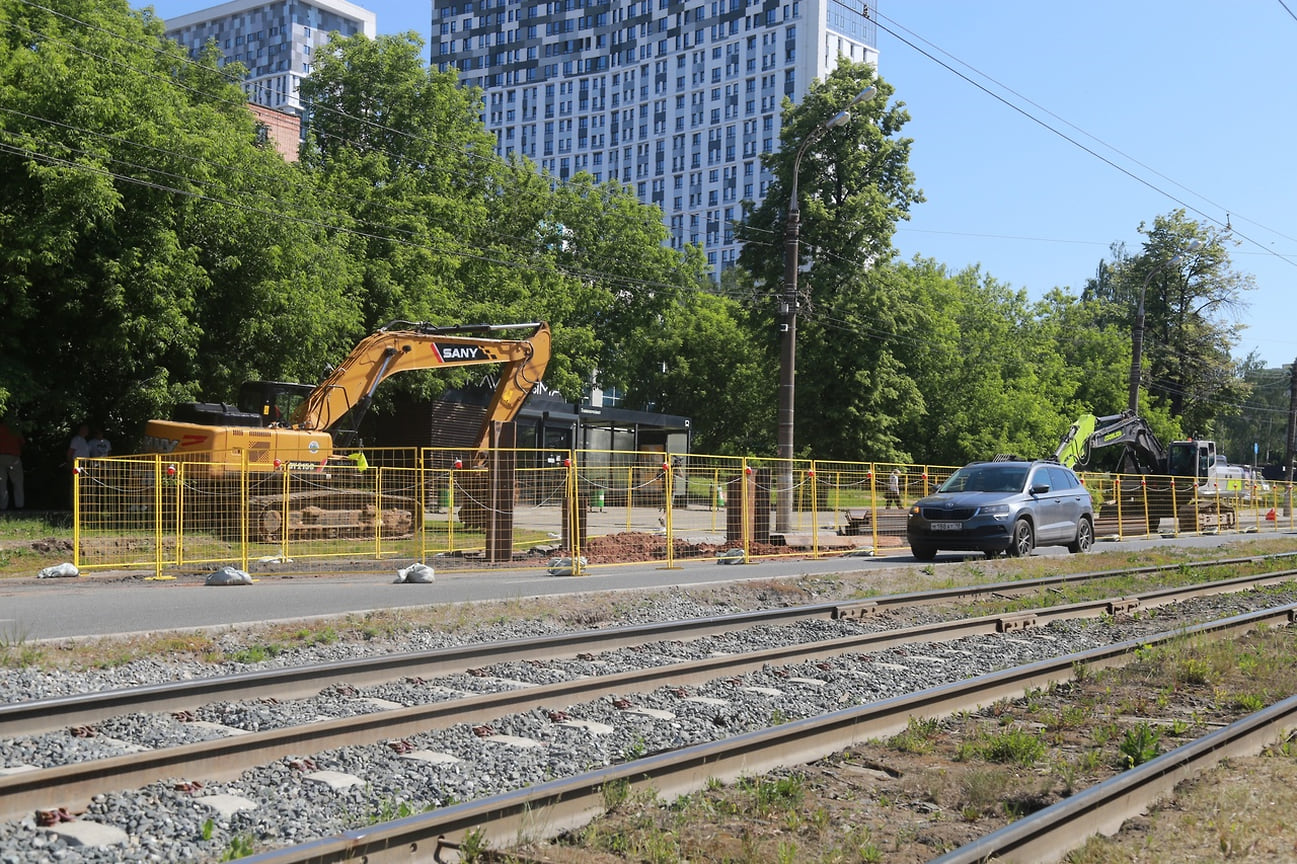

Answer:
[867,9,1297,274]
[873,9,1297,250]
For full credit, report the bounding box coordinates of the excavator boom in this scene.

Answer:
[298,321,551,451]
[1053,411,1167,475]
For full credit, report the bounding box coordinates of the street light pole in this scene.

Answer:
[776,85,876,534]
[1127,240,1199,414]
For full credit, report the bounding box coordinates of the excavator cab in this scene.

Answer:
[236,382,316,428]
[1166,440,1214,483]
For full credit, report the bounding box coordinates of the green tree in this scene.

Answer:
[735,61,924,460]
[298,35,716,409]
[0,0,350,466]
[1082,210,1252,437]
[890,260,1080,465]
[616,279,770,455]
[299,31,496,332]
[1213,356,1291,469]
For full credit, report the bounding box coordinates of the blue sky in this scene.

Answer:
[147,0,1297,369]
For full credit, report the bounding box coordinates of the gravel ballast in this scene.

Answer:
[2,586,1295,863]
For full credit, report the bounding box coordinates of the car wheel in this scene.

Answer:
[910,543,936,562]
[1067,516,1094,554]
[1006,519,1034,557]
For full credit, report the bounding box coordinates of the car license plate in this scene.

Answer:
[931,521,962,531]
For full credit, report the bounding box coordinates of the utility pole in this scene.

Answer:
[1286,357,1297,515]
[1287,357,1297,484]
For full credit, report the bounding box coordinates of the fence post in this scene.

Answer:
[374,465,382,560]
[1172,474,1182,534]
[869,464,880,554]
[1115,476,1124,540]
[1140,477,1150,538]
[569,451,585,575]
[807,464,818,557]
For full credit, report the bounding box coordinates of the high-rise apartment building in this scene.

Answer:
[165,0,377,117]
[432,0,876,272]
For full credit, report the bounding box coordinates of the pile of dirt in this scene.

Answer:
[579,532,789,564]
[0,537,74,554]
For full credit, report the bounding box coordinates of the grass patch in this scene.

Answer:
[957,723,1047,767]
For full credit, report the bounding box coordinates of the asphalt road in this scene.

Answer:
[3,529,1294,642]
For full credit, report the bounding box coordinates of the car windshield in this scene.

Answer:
[938,464,1029,494]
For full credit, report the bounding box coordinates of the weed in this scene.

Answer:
[959,725,1046,766]
[1054,758,1080,795]
[775,840,798,864]
[809,805,832,837]
[457,827,489,863]
[1178,657,1213,685]
[888,715,941,754]
[602,778,630,812]
[638,829,680,864]
[370,797,416,823]
[1228,691,1267,712]
[220,834,257,861]
[1076,748,1104,772]
[227,643,286,664]
[1118,722,1162,769]
[1051,704,1090,730]
[961,768,1010,814]
[622,736,647,761]
[0,624,42,668]
[1091,721,1120,746]
[742,774,804,813]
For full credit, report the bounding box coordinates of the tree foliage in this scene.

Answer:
[0,5,1267,488]
[1082,210,1252,437]
[0,0,352,458]
[734,61,924,460]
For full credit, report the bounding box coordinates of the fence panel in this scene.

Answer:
[74,456,174,573]
[81,450,1297,577]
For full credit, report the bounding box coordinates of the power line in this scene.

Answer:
[868,10,1297,273]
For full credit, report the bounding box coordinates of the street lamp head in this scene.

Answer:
[1163,238,1202,270]
[825,109,852,130]
[848,84,878,107]
[824,85,878,131]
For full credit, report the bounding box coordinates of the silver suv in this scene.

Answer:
[906,459,1094,560]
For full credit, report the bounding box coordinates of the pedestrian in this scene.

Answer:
[0,415,24,511]
[67,423,92,464]
[67,423,91,507]
[885,468,903,509]
[89,427,112,458]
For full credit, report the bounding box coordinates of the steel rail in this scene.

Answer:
[0,602,1076,822]
[4,554,1290,738]
[227,604,1297,864]
[4,570,1296,825]
[930,692,1297,864]
[0,603,839,738]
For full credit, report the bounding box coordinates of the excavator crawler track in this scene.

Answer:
[248,490,416,543]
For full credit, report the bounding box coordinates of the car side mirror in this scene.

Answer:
[1030,484,1051,495]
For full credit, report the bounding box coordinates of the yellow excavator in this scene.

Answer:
[139,321,551,540]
